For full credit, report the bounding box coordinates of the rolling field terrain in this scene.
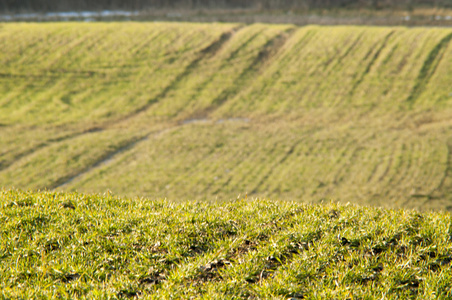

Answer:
[1,23,452,210]
[2,189,452,298]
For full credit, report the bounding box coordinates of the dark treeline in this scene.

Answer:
[1,0,451,12]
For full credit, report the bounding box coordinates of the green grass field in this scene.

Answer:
[2,22,452,298]
[1,22,452,211]
[2,189,452,299]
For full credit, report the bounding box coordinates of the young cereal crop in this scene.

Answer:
[1,23,452,210]
[1,189,452,298]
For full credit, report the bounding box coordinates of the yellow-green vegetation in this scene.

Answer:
[1,23,452,210]
[2,189,452,298]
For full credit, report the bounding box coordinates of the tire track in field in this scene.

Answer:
[238,228,320,289]
[330,130,376,190]
[0,29,123,171]
[51,118,247,191]
[0,127,103,172]
[419,141,452,208]
[320,135,361,193]
[208,27,297,111]
[2,28,58,69]
[245,128,319,197]
[197,140,255,196]
[374,153,394,187]
[129,205,263,291]
[125,27,172,56]
[433,142,452,195]
[366,150,390,185]
[49,125,185,190]
[385,142,410,193]
[45,26,118,71]
[50,131,156,190]
[1,29,191,169]
[322,31,365,72]
[47,26,240,130]
[93,26,169,66]
[226,27,267,61]
[250,139,303,195]
[1,27,241,177]
[155,207,306,295]
[406,33,452,106]
[209,145,258,196]
[166,131,237,195]
[389,140,416,198]
[205,27,314,117]
[170,26,267,117]
[262,28,316,81]
[109,25,244,124]
[228,136,283,197]
[402,138,440,208]
[183,210,323,298]
[368,137,397,191]
[377,139,415,204]
[348,30,396,97]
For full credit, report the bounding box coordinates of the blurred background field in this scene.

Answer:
[1,23,452,210]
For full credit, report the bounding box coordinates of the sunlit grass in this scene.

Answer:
[1,23,452,210]
[1,189,452,298]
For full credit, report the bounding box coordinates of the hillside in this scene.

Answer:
[2,189,452,298]
[1,23,452,210]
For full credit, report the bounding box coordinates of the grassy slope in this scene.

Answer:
[1,189,452,299]
[1,23,452,210]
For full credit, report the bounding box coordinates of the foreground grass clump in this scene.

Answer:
[1,189,452,299]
